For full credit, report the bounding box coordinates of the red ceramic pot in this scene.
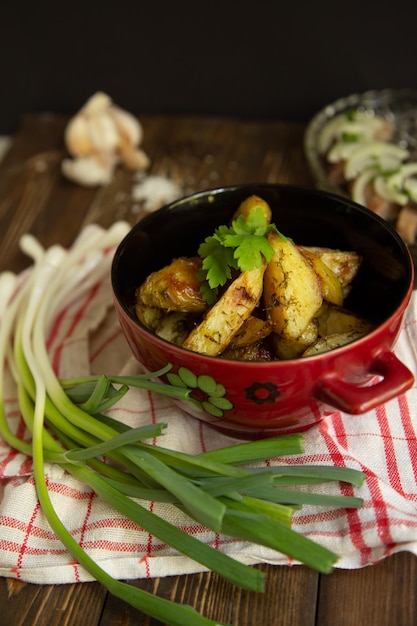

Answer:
[111,184,414,438]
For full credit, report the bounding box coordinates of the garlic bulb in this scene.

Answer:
[62,92,150,186]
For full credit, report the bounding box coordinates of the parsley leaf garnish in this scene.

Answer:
[197,206,282,304]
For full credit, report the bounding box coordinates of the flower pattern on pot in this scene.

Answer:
[244,381,281,405]
[166,366,234,417]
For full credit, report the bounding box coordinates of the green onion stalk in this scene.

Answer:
[0,225,366,626]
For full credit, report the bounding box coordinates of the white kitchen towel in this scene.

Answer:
[1,225,417,584]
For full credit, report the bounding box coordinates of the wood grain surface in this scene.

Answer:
[0,114,416,626]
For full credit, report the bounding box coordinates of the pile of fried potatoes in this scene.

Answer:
[135,196,374,361]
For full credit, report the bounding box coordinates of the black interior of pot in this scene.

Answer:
[112,184,413,326]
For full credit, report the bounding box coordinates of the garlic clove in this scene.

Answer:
[81,91,113,115]
[61,154,116,187]
[87,111,120,153]
[65,115,95,157]
[120,144,150,171]
[109,104,143,147]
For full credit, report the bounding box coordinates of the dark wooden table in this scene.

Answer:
[1,114,416,626]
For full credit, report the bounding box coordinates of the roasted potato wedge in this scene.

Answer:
[135,301,166,331]
[299,248,344,306]
[228,315,273,349]
[136,302,195,346]
[300,247,361,288]
[183,262,266,356]
[154,312,194,346]
[302,331,366,357]
[221,339,274,362]
[263,232,323,340]
[271,320,318,360]
[137,256,208,313]
[316,304,374,337]
[232,194,272,224]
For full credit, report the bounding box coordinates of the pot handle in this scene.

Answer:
[315,351,414,414]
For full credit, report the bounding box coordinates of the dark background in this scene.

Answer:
[1,0,417,133]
